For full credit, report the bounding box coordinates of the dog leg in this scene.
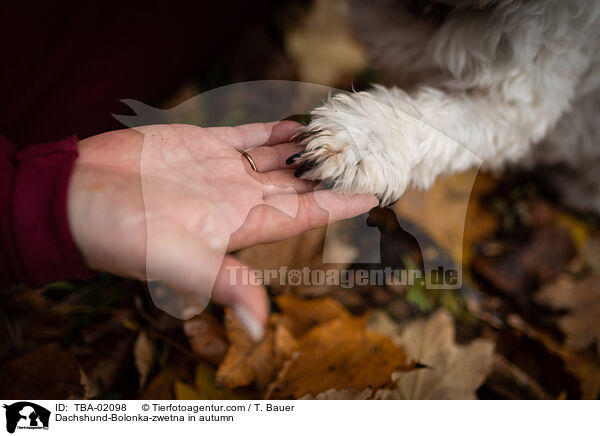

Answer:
[290,1,598,205]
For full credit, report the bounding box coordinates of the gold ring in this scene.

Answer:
[241,151,258,172]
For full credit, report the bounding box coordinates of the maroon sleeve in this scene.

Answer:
[0,135,94,287]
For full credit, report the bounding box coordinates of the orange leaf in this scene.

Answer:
[276,294,351,337]
[268,317,413,399]
[216,310,297,390]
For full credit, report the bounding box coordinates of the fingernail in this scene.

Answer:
[233,305,264,342]
[181,306,203,320]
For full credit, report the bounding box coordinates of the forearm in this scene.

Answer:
[300,62,584,205]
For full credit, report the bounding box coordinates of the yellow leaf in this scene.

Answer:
[556,213,589,250]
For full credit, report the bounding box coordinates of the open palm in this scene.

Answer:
[67,121,377,338]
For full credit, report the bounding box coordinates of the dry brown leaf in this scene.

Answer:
[277,294,351,337]
[79,367,99,400]
[536,275,600,355]
[535,238,600,355]
[183,311,228,365]
[300,387,373,400]
[507,313,600,399]
[379,309,494,399]
[268,317,413,399]
[474,224,576,296]
[216,310,297,390]
[0,343,84,399]
[134,331,153,388]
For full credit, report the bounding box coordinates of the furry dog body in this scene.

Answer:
[292,0,600,210]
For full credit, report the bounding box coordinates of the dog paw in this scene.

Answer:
[287,91,413,205]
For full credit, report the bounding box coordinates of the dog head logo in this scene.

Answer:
[3,402,50,434]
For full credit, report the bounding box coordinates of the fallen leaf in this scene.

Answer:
[183,311,228,365]
[216,310,297,390]
[79,367,99,399]
[562,354,600,400]
[534,237,600,355]
[536,274,600,355]
[268,317,413,399]
[378,309,494,399]
[81,334,135,395]
[0,343,83,399]
[175,362,252,400]
[134,331,154,388]
[506,313,600,399]
[276,294,351,337]
[73,307,137,396]
[366,310,401,340]
[556,213,590,250]
[300,387,373,400]
[473,225,575,296]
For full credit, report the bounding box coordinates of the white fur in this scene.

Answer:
[295,0,600,207]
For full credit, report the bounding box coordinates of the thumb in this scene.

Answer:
[212,255,269,341]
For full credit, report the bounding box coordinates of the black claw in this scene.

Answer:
[285,152,304,165]
[293,131,311,143]
[294,161,316,177]
[293,129,323,144]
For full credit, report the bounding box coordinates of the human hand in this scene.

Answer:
[67,121,378,338]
